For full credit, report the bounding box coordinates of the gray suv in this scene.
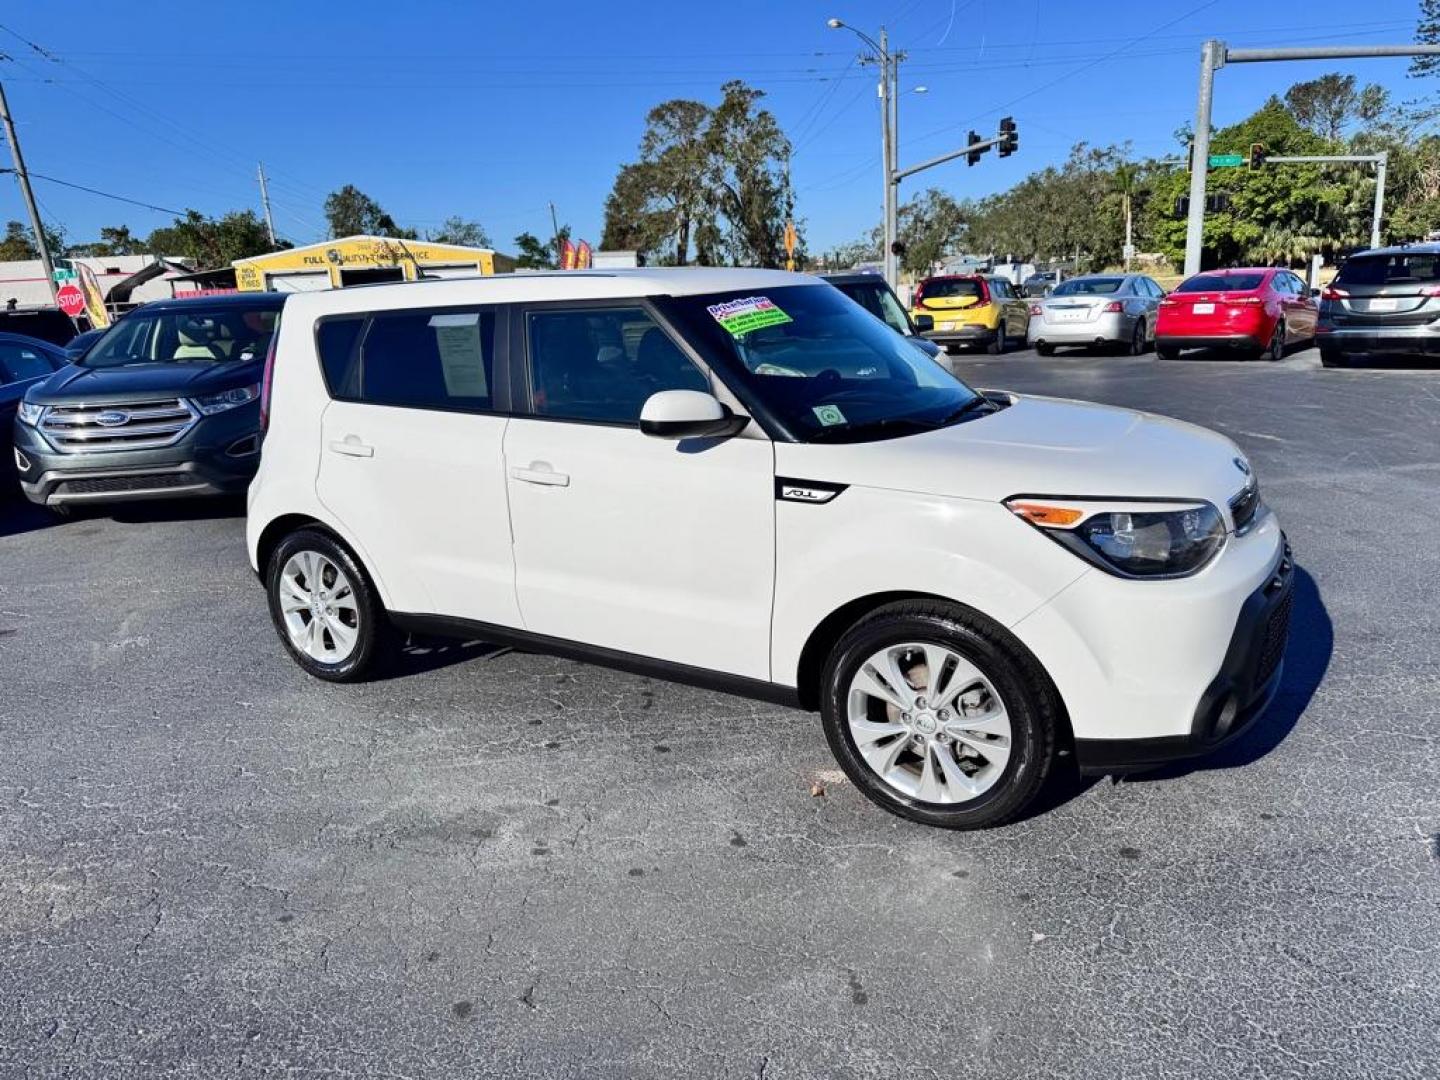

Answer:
[1317,244,1440,367]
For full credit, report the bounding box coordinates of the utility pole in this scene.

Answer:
[1184,41,1440,275]
[256,162,277,247]
[0,77,57,303]
[548,202,563,269]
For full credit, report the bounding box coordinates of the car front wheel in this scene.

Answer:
[266,528,389,682]
[819,601,1057,829]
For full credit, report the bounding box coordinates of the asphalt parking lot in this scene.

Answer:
[2,343,1437,1079]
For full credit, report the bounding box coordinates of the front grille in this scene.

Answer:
[1229,482,1261,533]
[1255,586,1293,686]
[39,398,196,454]
[55,473,199,496]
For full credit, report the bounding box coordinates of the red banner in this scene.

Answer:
[560,239,576,270]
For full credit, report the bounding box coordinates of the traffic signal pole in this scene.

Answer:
[1183,41,1440,276]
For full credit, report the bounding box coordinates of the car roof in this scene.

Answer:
[0,331,65,352]
[1190,267,1276,276]
[920,274,985,283]
[277,267,820,319]
[131,291,290,314]
[819,272,888,287]
[1344,242,1440,258]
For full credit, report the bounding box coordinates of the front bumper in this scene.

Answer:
[1009,510,1289,766]
[13,405,262,506]
[1316,323,1440,357]
[1072,535,1294,773]
[1028,311,1129,345]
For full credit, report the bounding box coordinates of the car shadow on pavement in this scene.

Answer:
[379,634,510,680]
[0,495,247,538]
[1125,564,1332,783]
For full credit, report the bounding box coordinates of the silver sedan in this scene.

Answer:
[1025,273,1165,356]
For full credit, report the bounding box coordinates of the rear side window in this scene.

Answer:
[1177,273,1265,292]
[920,279,984,301]
[1335,253,1440,287]
[316,317,365,397]
[320,308,498,412]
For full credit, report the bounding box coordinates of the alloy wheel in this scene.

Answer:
[846,642,1012,805]
[277,550,361,663]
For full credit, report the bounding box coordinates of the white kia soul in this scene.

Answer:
[247,269,1293,829]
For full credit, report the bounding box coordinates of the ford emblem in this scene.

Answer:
[95,410,129,427]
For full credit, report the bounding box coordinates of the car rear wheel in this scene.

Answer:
[1035,342,1055,357]
[1262,320,1286,361]
[987,322,1007,355]
[1319,346,1347,368]
[1156,343,1180,361]
[267,528,389,682]
[1127,318,1147,356]
[819,601,1057,830]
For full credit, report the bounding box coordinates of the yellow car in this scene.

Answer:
[911,274,1030,354]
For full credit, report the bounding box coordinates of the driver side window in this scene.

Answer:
[527,307,709,424]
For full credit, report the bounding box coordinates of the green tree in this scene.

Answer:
[1412,0,1440,77]
[0,219,66,261]
[323,184,416,239]
[895,189,966,276]
[1284,74,1389,141]
[601,81,797,267]
[512,224,572,269]
[427,216,490,247]
[146,209,273,266]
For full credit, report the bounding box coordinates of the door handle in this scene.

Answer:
[329,437,374,458]
[509,462,569,487]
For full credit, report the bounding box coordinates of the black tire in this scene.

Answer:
[1128,318,1147,356]
[1034,342,1055,357]
[987,322,1007,355]
[943,343,960,356]
[266,527,390,682]
[1262,320,1286,361]
[819,600,1059,830]
[1156,343,1180,361]
[1319,346,1346,368]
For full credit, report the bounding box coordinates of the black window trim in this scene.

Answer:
[312,303,513,417]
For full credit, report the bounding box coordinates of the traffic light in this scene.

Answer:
[1205,192,1231,213]
[965,131,986,166]
[1174,196,1190,217]
[1248,142,1266,170]
[998,116,1018,158]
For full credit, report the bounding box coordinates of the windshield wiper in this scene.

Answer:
[807,416,939,443]
[937,395,996,426]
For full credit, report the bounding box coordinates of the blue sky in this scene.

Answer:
[0,0,1431,256]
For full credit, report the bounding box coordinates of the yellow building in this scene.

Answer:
[232,235,514,293]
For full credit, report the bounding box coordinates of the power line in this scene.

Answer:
[9,170,186,215]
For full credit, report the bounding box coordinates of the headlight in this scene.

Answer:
[1007,498,1226,578]
[16,400,44,426]
[191,384,260,416]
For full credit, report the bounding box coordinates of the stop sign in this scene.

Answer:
[56,283,86,317]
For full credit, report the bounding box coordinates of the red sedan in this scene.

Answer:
[1155,267,1318,360]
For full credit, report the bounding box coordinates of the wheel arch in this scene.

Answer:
[255,513,393,609]
[794,590,1075,753]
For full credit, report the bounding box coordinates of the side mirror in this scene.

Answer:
[913,313,934,332]
[639,390,748,440]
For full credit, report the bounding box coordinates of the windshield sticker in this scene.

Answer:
[812,404,847,427]
[707,296,793,337]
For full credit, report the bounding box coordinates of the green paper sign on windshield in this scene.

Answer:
[707,296,793,337]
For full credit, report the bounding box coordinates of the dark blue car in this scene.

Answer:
[1,333,72,496]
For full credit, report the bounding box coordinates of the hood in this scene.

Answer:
[28,360,262,405]
[775,394,1252,511]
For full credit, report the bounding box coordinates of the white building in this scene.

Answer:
[0,255,193,310]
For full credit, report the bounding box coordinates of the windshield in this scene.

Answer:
[1052,277,1124,296]
[82,305,281,368]
[1177,273,1264,293]
[836,280,913,335]
[659,285,986,444]
[1335,252,1440,287]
